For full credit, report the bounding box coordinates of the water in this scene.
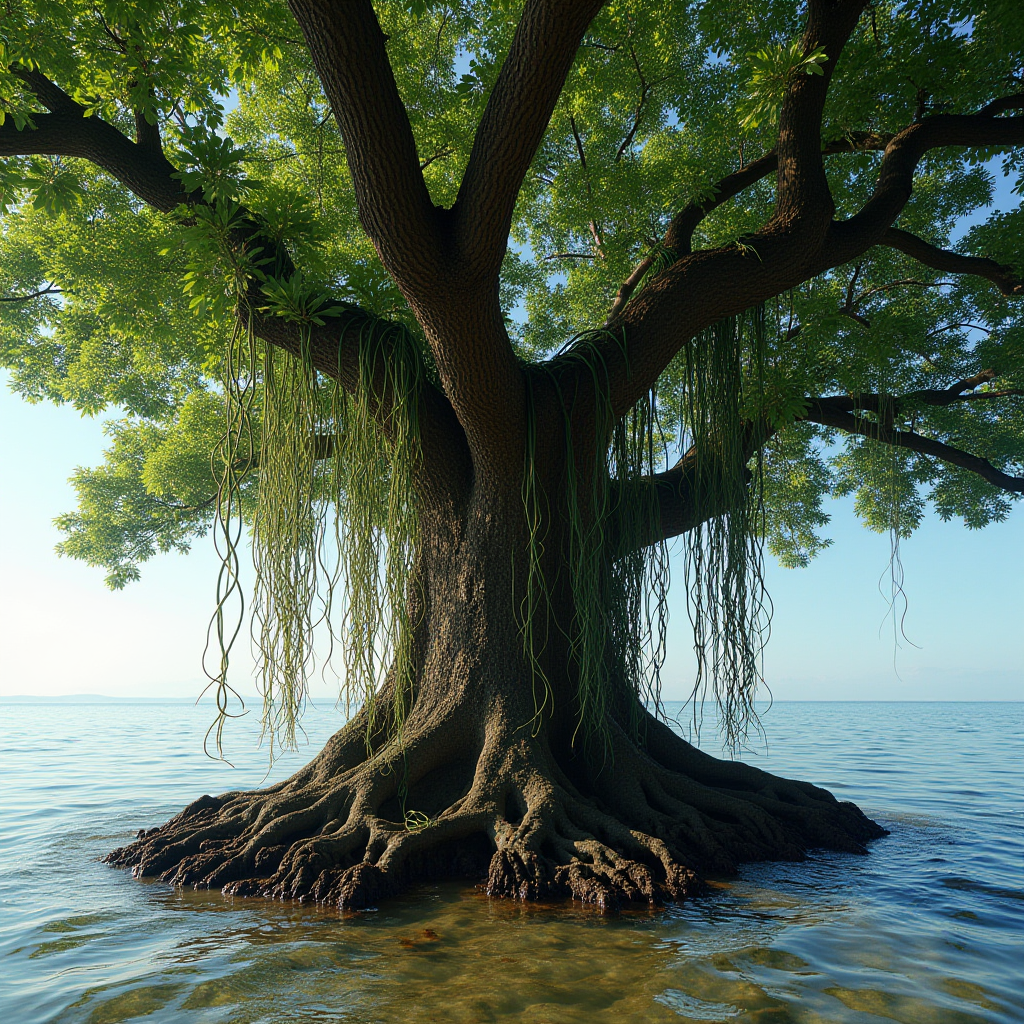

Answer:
[1,700,1021,1023]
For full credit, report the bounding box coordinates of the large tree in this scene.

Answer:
[1,0,1021,908]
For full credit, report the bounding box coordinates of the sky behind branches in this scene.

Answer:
[1,168,1021,706]
[1,367,1019,704]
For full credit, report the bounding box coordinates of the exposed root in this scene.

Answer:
[106,711,887,911]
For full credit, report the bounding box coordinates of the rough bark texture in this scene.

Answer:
[107,495,886,910]
[10,0,1018,910]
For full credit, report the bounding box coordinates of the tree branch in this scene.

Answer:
[879,227,1023,296]
[612,418,772,552]
[978,94,1024,117]
[418,147,453,171]
[453,0,606,281]
[613,45,657,163]
[623,365,1024,551]
[9,66,80,114]
[595,84,1024,421]
[0,72,188,212]
[564,2,869,421]
[606,448,726,553]
[628,447,748,548]
[606,131,890,323]
[852,277,955,305]
[544,251,597,261]
[804,397,1024,493]
[826,100,1024,263]
[925,321,991,339]
[251,308,472,511]
[285,1,545,475]
[820,369,1024,417]
[773,1,868,230]
[0,284,63,302]
[0,67,471,508]
[286,0,442,289]
[568,113,605,255]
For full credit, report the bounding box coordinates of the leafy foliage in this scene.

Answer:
[738,41,828,130]
[1,0,1022,745]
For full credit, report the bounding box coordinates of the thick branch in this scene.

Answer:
[619,364,1023,552]
[595,90,1024,420]
[880,227,1023,296]
[826,105,1024,263]
[286,0,534,474]
[287,0,442,288]
[453,0,605,281]
[607,132,890,322]
[773,1,868,229]
[0,69,470,508]
[622,448,740,549]
[614,417,772,551]
[822,370,1024,417]
[9,67,81,113]
[252,309,472,512]
[0,105,188,212]
[805,398,1024,493]
[634,376,1023,550]
[978,94,1024,117]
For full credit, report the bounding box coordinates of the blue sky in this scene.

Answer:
[1,367,1020,703]
[1,157,1021,703]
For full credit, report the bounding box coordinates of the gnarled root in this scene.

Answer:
[106,710,886,911]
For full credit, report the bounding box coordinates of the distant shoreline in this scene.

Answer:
[1,694,1020,705]
[0,694,199,703]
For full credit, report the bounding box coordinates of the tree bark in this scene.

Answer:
[107,471,886,909]
[4,0,935,911]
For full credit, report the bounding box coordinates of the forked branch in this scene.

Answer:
[828,370,1024,417]
[0,70,188,212]
[607,132,891,323]
[826,100,1024,263]
[595,87,1024,418]
[804,397,1024,493]
[0,65,469,502]
[636,371,1023,550]
[570,1,869,416]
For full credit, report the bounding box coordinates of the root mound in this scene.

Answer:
[105,712,887,910]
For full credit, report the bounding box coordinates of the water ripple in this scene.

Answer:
[1,700,1022,1023]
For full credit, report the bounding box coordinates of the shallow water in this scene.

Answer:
[1,700,1021,1023]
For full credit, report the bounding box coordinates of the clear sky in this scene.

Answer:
[1,165,1021,705]
[1,367,1020,704]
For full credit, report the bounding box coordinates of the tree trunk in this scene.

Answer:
[106,484,886,909]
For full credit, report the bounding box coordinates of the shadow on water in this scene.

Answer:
[1,700,1022,1023]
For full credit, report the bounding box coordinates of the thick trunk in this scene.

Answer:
[107,493,886,909]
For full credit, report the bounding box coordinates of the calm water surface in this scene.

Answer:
[1,700,1021,1023]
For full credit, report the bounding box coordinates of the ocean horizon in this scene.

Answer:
[2,697,1021,1021]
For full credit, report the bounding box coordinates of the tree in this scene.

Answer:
[1,0,1021,909]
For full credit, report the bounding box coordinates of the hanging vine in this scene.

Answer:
[204,261,424,760]
[203,315,258,758]
[206,230,772,762]
[679,308,771,751]
[327,316,423,747]
[520,333,671,759]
